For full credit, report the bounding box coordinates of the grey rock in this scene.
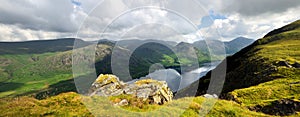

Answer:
[89,74,173,105]
[89,74,125,96]
[292,62,300,68]
[142,69,181,92]
[203,94,218,99]
[277,61,292,68]
[114,99,128,106]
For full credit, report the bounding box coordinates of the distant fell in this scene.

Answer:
[0,38,91,55]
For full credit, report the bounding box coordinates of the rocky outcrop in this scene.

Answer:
[142,69,181,92]
[89,74,125,96]
[250,99,300,116]
[89,74,173,105]
[277,61,292,68]
[276,61,300,68]
[203,94,218,99]
[292,62,300,68]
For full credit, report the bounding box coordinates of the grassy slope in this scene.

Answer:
[229,38,300,107]
[0,38,89,98]
[0,43,114,98]
[190,20,300,116]
[195,20,300,94]
[226,37,300,116]
[0,52,73,97]
[0,92,268,117]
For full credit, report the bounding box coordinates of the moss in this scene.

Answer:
[108,94,160,112]
[0,92,92,116]
[228,67,300,107]
[95,74,119,84]
[134,78,163,86]
[0,93,270,116]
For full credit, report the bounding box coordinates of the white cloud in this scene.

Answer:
[0,23,74,42]
[196,6,300,41]
[77,6,198,42]
[219,0,300,16]
[0,0,300,42]
[0,0,83,32]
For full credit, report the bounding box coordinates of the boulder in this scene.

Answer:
[292,62,300,68]
[132,79,173,104]
[89,74,173,105]
[142,69,181,92]
[277,61,292,68]
[257,99,300,116]
[114,99,129,106]
[89,74,125,96]
[203,94,218,99]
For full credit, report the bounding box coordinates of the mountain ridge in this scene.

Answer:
[188,19,300,116]
[194,20,300,95]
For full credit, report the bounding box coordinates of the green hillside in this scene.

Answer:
[0,52,74,97]
[0,39,216,98]
[129,42,216,79]
[194,20,300,116]
[0,92,268,117]
[0,41,113,98]
[0,38,90,55]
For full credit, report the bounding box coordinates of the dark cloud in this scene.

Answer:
[221,0,300,16]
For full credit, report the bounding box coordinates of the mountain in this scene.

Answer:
[0,38,91,55]
[263,20,300,37]
[181,20,300,116]
[174,42,212,70]
[115,39,177,50]
[0,36,250,98]
[0,38,216,98]
[224,37,255,54]
[128,42,176,78]
[128,41,217,79]
[192,37,255,55]
[0,39,116,98]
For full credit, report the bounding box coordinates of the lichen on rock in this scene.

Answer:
[89,74,173,105]
[89,74,125,96]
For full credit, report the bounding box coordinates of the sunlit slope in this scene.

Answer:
[194,20,300,116]
[0,92,268,117]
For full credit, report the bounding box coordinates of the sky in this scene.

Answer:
[0,0,299,42]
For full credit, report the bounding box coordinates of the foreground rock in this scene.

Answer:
[292,62,300,68]
[89,74,125,96]
[276,61,300,68]
[277,61,292,68]
[250,99,300,116]
[89,74,173,105]
[142,69,181,92]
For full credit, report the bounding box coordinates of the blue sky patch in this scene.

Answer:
[198,10,227,29]
[71,0,81,6]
